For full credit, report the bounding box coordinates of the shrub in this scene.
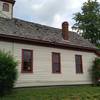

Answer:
[91,58,100,86]
[0,51,18,96]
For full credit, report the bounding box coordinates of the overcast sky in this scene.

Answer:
[13,0,100,30]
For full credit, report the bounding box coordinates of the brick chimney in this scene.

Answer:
[62,21,69,40]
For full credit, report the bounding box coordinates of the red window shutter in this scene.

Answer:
[52,52,61,73]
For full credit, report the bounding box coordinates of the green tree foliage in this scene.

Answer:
[91,58,100,86]
[73,0,100,47]
[0,51,18,96]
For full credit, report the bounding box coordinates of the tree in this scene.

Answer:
[72,0,100,47]
[91,58,100,86]
[0,51,18,96]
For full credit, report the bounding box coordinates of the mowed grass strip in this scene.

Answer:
[1,85,100,100]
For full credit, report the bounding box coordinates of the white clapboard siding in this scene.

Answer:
[0,41,96,87]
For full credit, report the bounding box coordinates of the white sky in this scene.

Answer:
[13,0,100,30]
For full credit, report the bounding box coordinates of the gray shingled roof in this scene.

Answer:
[0,17,97,49]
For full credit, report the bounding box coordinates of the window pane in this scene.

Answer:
[53,54,60,63]
[22,49,33,73]
[75,55,83,73]
[52,63,60,73]
[23,50,32,62]
[52,53,61,73]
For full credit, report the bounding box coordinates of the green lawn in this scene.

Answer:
[1,85,100,100]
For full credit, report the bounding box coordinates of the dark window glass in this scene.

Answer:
[22,49,33,73]
[75,55,83,73]
[52,52,61,73]
[3,3,9,12]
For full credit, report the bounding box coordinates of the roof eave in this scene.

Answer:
[0,34,98,54]
[0,0,15,5]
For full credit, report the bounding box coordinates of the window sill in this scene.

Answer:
[21,71,33,74]
[52,72,61,74]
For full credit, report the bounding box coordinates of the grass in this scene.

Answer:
[0,85,100,100]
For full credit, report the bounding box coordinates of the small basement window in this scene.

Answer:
[3,3,9,12]
[21,49,33,73]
